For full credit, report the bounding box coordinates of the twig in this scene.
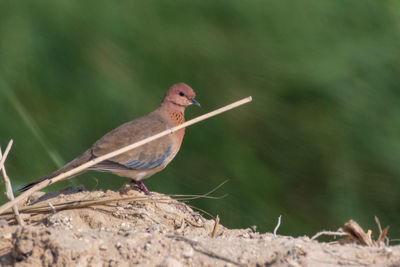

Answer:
[0,96,252,215]
[167,235,245,266]
[183,218,203,228]
[170,179,228,201]
[0,141,24,225]
[211,215,220,238]
[185,204,214,219]
[374,216,390,245]
[273,215,281,237]
[374,216,382,235]
[0,182,225,226]
[0,196,199,217]
[311,230,348,241]
[48,202,56,214]
[0,140,13,173]
[0,185,226,219]
[173,180,229,201]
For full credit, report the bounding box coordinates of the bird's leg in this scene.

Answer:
[133,180,152,195]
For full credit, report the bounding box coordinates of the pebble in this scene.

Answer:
[182,246,194,258]
[3,233,12,239]
[160,257,182,267]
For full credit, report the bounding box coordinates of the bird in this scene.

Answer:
[19,83,200,195]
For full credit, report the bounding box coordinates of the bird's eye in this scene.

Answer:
[179,92,185,97]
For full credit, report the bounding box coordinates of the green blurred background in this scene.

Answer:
[1,1,400,239]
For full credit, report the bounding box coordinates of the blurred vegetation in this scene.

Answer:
[1,1,400,238]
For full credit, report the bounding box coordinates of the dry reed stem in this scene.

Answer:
[0,197,193,222]
[375,216,390,245]
[0,140,13,173]
[273,215,282,237]
[186,204,214,219]
[0,96,252,215]
[0,141,24,225]
[0,194,219,219]
[375,216,383,235]
[211,215,220,238]
[311,230,348,241]
[0,180,228,222]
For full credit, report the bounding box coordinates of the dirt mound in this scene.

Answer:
[0,185,399,266]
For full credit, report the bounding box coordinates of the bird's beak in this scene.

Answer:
[191,98,201,107]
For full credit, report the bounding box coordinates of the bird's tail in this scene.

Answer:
[18,149,93,193]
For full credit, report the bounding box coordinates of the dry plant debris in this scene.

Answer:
[342,219,390,247]
[211,215,220,238]
[0,185,399,266]
[0,140,24,226]
[312,217,391,248]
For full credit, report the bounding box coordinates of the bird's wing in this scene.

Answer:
[90,112,174,171]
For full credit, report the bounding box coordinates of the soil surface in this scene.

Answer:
[0,185,399,266]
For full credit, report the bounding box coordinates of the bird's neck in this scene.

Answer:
[158,102,186,126]
[169,111,185,125]
[157,102,186,143]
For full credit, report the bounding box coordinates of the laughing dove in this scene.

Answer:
[19,83,200,195]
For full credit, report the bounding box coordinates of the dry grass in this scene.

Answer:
[0,181,228,224]
[311,217,390,247]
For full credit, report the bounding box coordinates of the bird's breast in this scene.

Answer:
[170,111,185,125]
[168,111,185,143]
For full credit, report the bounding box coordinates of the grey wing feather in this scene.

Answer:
[122,144,172,170]
[123,145,172,170]
[94,144,172,171]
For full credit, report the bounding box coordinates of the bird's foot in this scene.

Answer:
[133,180,152,195]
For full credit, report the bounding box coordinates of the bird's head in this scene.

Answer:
[162,83,200,108]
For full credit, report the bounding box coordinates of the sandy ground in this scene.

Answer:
[0,185,399,266]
